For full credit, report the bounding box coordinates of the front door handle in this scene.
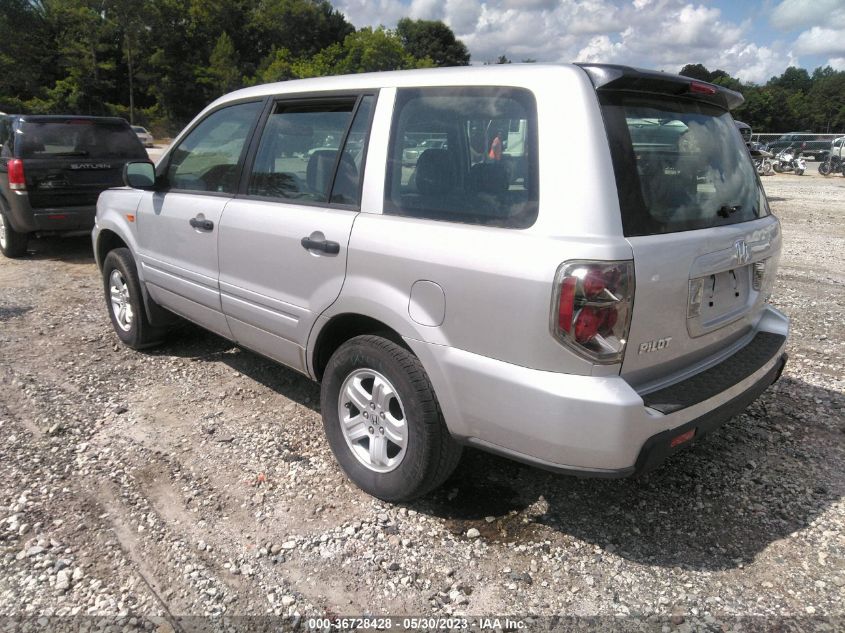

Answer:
[189,217,214,231]
[301,236,340,254]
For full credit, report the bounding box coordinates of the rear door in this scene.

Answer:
[136,100,264,338]
[217,93,375,372]
[16,117,147,209]
[594,81,781,388]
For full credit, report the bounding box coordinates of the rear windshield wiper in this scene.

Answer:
[717,204,741,218]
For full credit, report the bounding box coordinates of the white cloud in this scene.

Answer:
[829,57,845,71]
[716,43,794,84]
[332,0,829,81]
[445,0,481,34]
[793,27,845,56]
[770,0,845,31]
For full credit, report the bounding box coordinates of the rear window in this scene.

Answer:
[17,119,147,160]
[600,94,768,236]
[384,86,539,229]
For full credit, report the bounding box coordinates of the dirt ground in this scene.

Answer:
[0,170,843,631]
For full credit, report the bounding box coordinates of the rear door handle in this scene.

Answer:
[301,236,340,254]
[189,217,214,231]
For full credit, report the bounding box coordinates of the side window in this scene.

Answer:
[248,99,358,203]
[384,87,538,228]
[330,95,374,205]
[167,101,262,194]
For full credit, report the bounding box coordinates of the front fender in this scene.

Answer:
[93,188,144,271]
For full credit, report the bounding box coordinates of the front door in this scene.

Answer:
[217,94,375,371]
[136,100,264,337]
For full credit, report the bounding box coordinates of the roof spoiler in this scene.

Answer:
[576,63,744,111]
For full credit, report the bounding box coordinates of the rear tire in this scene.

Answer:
[0,211,29,258]
[321,335,462,502]
[772,162,783,173]
[102,247,167,349]
[819,162,831,176]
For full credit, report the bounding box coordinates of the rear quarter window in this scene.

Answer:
[384,86,539,229]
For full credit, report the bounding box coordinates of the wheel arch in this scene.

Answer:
[95,229,129,270]
[310,313,410,382]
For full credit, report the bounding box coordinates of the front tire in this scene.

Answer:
[819,162,831,176]
[0,211,29,258]
[321,335,462,502]
[102,248,167,349]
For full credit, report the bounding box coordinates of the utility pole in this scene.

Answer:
[127,33,134,125]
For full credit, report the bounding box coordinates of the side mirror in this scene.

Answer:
[123,161,156,190]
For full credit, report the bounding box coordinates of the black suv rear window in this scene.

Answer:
[600,94,768,236]
[17,119,147,160]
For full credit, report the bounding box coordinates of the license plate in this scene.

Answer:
[688,265,751,333]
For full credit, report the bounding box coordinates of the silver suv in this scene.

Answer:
[93,64,789,501]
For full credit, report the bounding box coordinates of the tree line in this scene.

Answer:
[0,0,469,135]
[2,1,842,137]
[680,64,845,135]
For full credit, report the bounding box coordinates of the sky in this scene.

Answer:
[333,0,845,84]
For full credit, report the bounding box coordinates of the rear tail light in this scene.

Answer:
[8,159,25,190]
[550,260,635,364]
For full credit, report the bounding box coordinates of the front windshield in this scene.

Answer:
[601,94,768,236]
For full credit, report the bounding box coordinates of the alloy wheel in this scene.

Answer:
[338,368,408,473]
[109,269,134,332]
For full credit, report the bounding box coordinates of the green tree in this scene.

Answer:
[396,18,469,67]
[38,0,119,115]
[322,27,432,76]
[771,66,812,93]
[679,63,712,81]
[808,70,845,132]
[248,0,354,62]
[201,32,242,95]
[0,0,54,112]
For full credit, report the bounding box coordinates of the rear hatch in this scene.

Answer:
[16,117,147,209]
[581,65,781,388]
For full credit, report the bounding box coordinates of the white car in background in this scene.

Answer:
[131,125,154,147]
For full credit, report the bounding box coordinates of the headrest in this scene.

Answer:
[414,149,455,196]
[306,149,337,196]
[469,161,508,194]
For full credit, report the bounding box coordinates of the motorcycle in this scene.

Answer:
[772,146,805,175]
[819,141,844,176]
[818,154,842,176]
[749,147,774,176]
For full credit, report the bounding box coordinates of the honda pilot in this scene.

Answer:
[92,64,789,501]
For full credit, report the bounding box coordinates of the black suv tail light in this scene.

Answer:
[8,159,25,190]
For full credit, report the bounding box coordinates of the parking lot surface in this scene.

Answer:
[0,172,843,628]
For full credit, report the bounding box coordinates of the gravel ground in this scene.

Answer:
[0,171,842,631]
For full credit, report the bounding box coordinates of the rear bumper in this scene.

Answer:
[5,192,95,233]
[633,351,786,473]
[406,305,789,475]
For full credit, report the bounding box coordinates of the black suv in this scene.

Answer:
[0,115,147,257]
